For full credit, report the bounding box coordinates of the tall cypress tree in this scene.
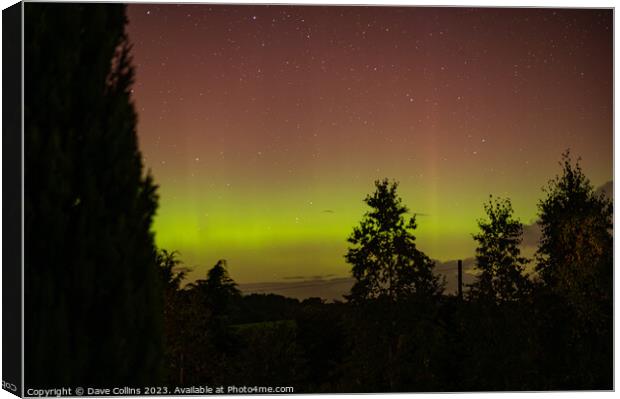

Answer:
[24,3,162,387]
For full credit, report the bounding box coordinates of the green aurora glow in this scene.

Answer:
[127,5,612,284]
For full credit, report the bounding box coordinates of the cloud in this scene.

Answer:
[281,274,336,281]
[521,222,542,248]
[281,276,307,281]
[412,212,430,217]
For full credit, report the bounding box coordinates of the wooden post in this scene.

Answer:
[457,259,463,300]
[180,352,184,385]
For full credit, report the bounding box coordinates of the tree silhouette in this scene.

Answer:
[469,196,530,302]
[346,179,443,302]
[191,260,241,314]
[172,260,242,384]
[24,3,162,387]
[157,250,190,383]
[535,151,612,317]
[533,151,613,389]
[158,249,189,293]
[343,179,444,391]
[460,198,536,390]
[205,260,240,294]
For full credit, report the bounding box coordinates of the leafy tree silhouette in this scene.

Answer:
[532,151,612,389]
[461,198,536,390]
[469,196,530,303]
[158,249,189,293]
[157,250,190,383]
[24,3,162,387]
[345,179,443,302]
[535,151,612,318]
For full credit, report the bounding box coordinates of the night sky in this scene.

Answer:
[126,5,612,287]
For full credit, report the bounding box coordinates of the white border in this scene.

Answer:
[0,2,617,399]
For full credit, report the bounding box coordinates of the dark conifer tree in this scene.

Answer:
[345,179,443,303]
[24,3,162,387]
[343,179,444,392]
[189,260,241,317]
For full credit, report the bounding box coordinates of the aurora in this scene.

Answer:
[126,5,612,288]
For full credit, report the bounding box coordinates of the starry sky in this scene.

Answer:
[125,5,612,286]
